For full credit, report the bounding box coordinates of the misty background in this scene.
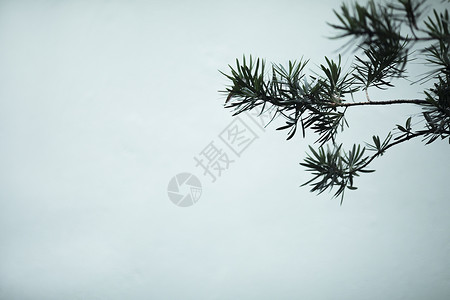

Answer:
[1,0,449,299]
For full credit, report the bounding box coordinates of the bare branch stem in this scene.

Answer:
[335,99,428,107]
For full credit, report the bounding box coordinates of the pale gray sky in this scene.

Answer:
[1,0,449,299]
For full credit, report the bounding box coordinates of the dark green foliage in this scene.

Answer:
[300,144,374,204]
[220,0,450,202]
[353,40,408,89]
[366,132,393,154]
[422,76,450,144]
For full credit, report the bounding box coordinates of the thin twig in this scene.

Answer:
[357,131,428,172]
[365,89,371,102]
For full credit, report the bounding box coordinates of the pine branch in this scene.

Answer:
[356,131,428,172]
[220,0,450,202]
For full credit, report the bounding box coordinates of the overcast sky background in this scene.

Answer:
[1,0,449,299]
